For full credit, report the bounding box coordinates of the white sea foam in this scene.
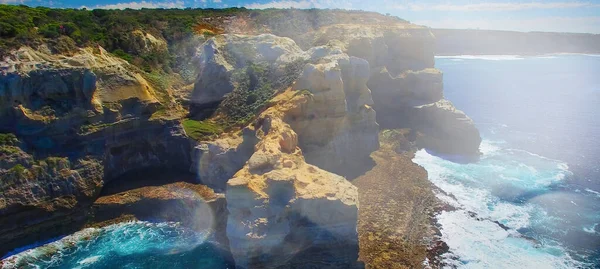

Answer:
[479,140,503,155]
[1,221,208,269]
[584,188,600,198]
[1,227,100,269]
[437,210,581,269]
[583,223,598,234]
[73,255,102,269]
[436,55,524,61]
[413,139,584,268]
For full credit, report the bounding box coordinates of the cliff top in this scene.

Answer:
[0,5,414,70]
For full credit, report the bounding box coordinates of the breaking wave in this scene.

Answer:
[413,140,588,268]
[1,221,231,269]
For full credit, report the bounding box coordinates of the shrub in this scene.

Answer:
[8,164,27,180]
[182,119,223,140]
[0,133,18,146]
[112,49,133,62]
[0,22,17,37]
[39,23,61,38]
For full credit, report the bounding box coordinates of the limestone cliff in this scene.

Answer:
[0,46,192,256]
[225,92,361,268]
[306,24,481,156]
[191,34,307,107]
[0,10,482,268]
[190,35,380,185]
[289,46,379,176]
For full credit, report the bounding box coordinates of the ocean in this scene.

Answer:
[414,54,600,268]
[0,221,232,269]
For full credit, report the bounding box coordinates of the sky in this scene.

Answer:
[2,0,600,34]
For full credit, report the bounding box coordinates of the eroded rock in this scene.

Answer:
[225,111,360,268]
[288,46,379,177]
[191,34,308,106]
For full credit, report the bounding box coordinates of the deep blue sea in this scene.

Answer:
[414,54,600,268]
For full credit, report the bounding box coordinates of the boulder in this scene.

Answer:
[225,112,360,268]
[412,99,482,156]
[191,128,257,191]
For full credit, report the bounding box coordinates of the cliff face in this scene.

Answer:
[289,46,379,177]
[0,46,192,255]
[225,104,361,268]
[304,24,481,156]
[189,36,375,267]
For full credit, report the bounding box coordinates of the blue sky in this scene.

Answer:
[3,0,600,33]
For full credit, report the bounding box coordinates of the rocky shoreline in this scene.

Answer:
[2,129,448,269]
[353,129,447,268]
[1,9,481,268]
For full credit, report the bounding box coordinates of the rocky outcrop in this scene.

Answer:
[288,46,379,176]
[191,128,257,191]
[190,35,379,182]
[225,96,361,268]
[310,24,435,75]
[0,149,103,256]
[191,34,307,106]
[366,65,481,156]
[93,181,230,249]
[0,46,157,111]
[0,46,192,257]
[127,30,168,56]
[308,24,481,156]
[412,99,482,156]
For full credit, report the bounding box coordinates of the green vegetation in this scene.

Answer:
[9,164,27,177]
[292,89,314,99]
[0,5,404,70]
[36,156,70,171]
[0,145,21,155]
[79,121,119,134]
[182,119,223,140]
[111,49,133,62]
[0,5,246,70]
[216,59,306,128]
[0,133,18,146]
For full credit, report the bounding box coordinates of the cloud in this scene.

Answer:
[245,0,351,9]
[88,0,185,9]
[0,0,23,3]
[393,2,600,12]
[414,16,600,34]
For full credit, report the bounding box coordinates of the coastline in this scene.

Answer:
[2,129,450,268]
[353,129,448,268]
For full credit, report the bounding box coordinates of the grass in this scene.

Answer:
[291,89,313,99]
[0,145,22,155]
[79,121,118,135]
[0,133,18,146]
[182,119,223,141]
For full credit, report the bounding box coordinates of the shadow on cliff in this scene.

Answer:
[246,215,365,269]
[100,167,198,196]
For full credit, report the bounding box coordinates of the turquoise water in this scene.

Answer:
[1,221,232,269]
[414,54,600,268]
